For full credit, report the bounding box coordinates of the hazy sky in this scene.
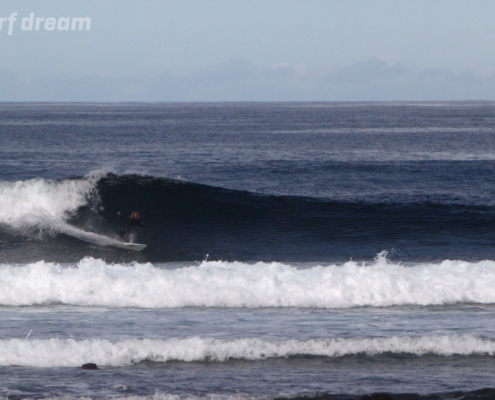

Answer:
[1,0,495,101]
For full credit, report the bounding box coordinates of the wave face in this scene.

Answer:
[0,335,493,368]
[1,256,495,308]
[2,173,495,263]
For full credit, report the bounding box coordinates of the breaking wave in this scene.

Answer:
[2,172,495,262]
[1,334,495,368]
[2,255,495,308]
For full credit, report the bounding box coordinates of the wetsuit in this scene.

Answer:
[119,215,144,239]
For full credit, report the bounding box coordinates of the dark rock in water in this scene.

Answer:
[360,394,393,400]
[81,363,99,370]
[275,393,394,400]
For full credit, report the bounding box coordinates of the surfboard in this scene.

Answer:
[108,242,147,251]
[52,222,147,251]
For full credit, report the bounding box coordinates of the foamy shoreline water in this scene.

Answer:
[0,335,493,368]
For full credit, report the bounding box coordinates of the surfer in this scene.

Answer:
[117,211,144,241]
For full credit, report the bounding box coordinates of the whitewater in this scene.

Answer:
[2,256,495,308]
[2,335,495,368]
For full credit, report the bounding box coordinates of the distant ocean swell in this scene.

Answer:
[1,172,495,262]
[2,256,495,308]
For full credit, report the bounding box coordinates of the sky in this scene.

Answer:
[1,0,495,102]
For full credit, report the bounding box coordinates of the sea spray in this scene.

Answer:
[0,176,98,237]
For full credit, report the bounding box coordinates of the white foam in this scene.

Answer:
[0,335,492,368]
[0,175,125,247]
[2,255,495,308]
[0,176,95,234]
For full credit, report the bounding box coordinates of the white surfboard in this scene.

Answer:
[109,242,147,251]
[50,222,147,252]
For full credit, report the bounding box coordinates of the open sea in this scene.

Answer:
[2,101,495,400]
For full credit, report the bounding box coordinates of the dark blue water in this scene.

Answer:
[2,102,495,263]
[2,102,495,400]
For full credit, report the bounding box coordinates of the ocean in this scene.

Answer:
[1,101,495,400]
